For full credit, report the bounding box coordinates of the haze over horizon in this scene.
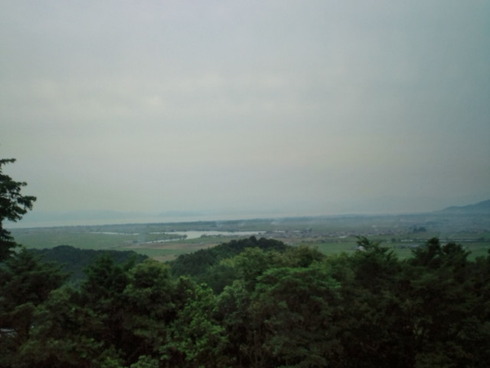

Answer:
[2,1,490,226]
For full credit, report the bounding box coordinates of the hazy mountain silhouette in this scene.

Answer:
[440,199,490,214]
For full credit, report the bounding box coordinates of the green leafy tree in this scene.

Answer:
[129,355,159,368]
[0,250,67,367]
[122,259,177,363]
[216,246,334,367]
[163,279,228,368]
[327,237,411,367]
[279,244,325,268]
[250,264,342,368]
[78,255,132,361]
[0,158,36,261]
[14,286,108,368]
[215,247,288,367]
[170,237,288,281]
[216,279,256,367]
[402,239,490,367]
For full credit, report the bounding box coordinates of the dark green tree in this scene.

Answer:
[13,286,108,368]
[327,237,411,367]
[121,259,177,364]
[78,254,132,360]
[216,246,334,367]
[0,158,36,261]
[402,239,490,367]
[0,250,67,367]
[163,279,228,368]
[249,264,342,368]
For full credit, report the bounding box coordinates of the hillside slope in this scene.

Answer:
[441,199,490,214]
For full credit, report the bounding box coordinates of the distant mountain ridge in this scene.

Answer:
[440,199,490,214]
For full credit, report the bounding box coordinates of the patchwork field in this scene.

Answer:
[10,212,490,261]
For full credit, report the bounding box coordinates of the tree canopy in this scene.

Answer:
[0,158,36,260]
[2,236,489,367]
[1,159,489,367]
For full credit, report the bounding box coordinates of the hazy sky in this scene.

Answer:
[2,0,490,222]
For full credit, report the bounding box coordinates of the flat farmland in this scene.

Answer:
[9,212,490,261]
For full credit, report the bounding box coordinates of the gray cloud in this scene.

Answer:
[2,0,489,221]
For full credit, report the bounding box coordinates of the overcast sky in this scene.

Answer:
[2,0,490,223]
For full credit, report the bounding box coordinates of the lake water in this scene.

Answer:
[139,230,266,244]
[169,230,265,240]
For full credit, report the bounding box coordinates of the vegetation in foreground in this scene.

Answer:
[2,158,490,367]
[1,235,490,368]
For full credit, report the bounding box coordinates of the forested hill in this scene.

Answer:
[169,236,289,292]
[30,245,147,282]
[2,236,490,367]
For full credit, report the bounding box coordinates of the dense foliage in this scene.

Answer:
[31,245,148,282]
[1,236,489,367]
[0,159,36,261]
[170,236,288,292]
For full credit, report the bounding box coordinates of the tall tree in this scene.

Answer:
[0,249,67,367]
[0,158,36,261]
[249,264,342,368]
